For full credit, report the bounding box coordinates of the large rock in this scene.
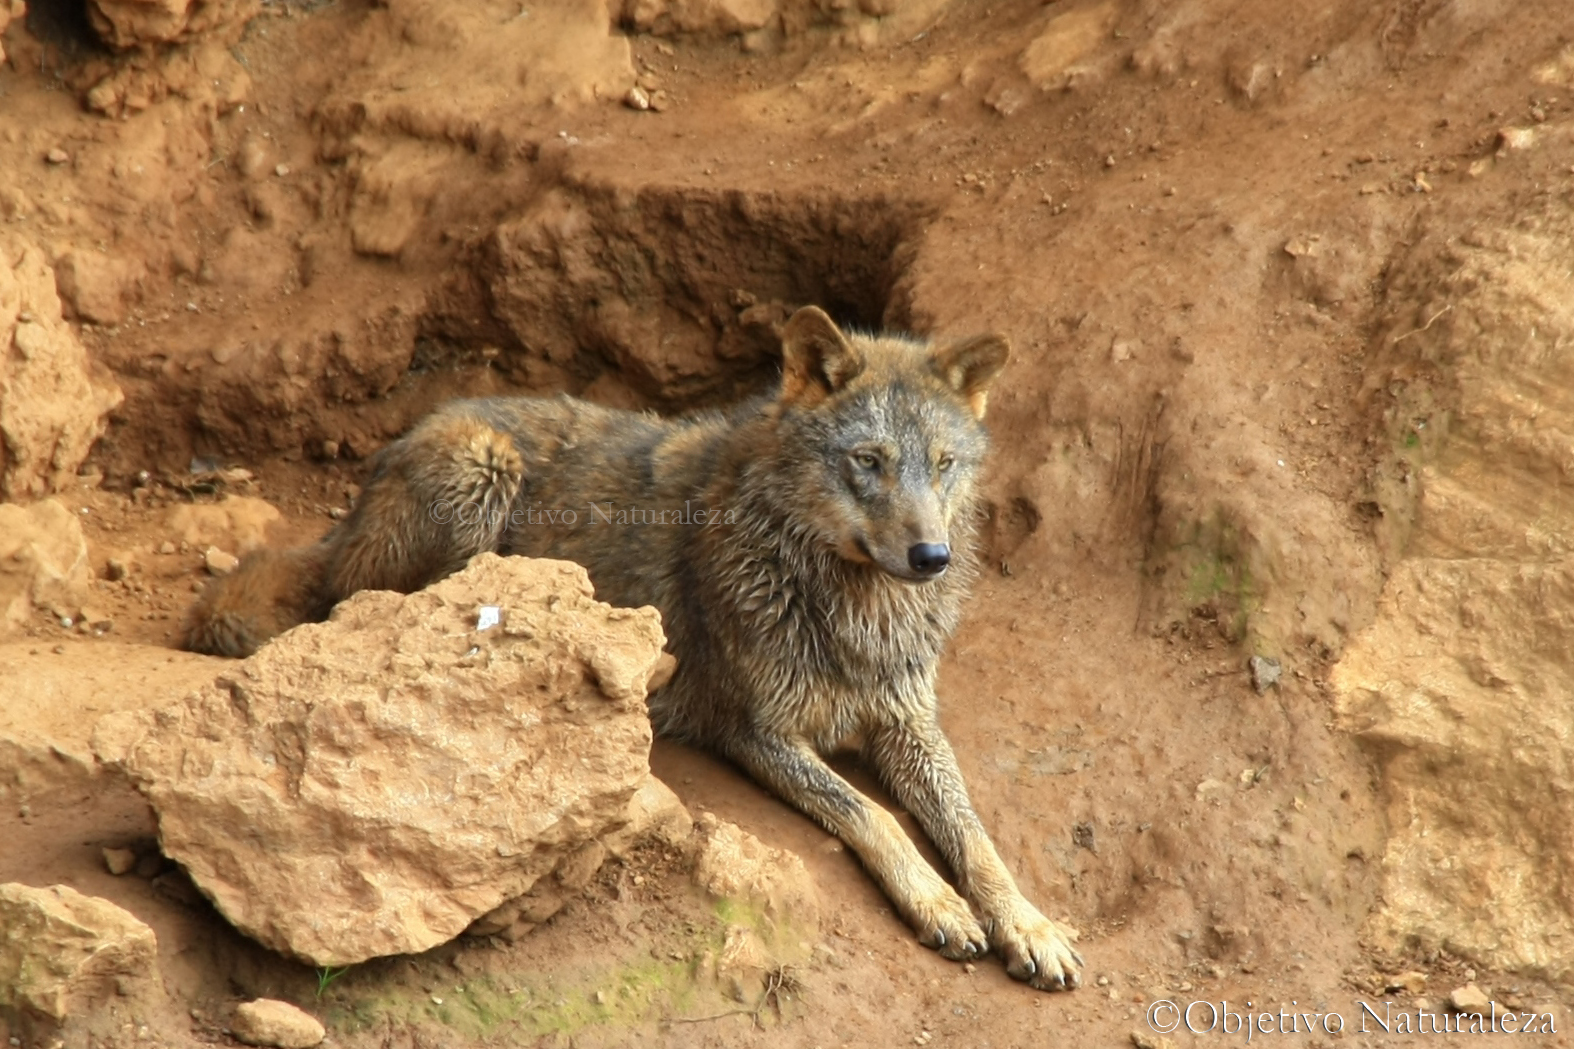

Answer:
[93,553,668,966]
[0,499,93,634]
[1335,560,1574,977]
[0,883,162,1037]
[86,0,257,50]
[0,236,124,499]
[1336,204,1574,979]
[0,639,223,810]
[0,0,23,65]
[53,250,136,326]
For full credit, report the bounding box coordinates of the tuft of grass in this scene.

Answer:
[316,965,351,1000]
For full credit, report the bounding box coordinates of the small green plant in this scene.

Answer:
[315,965,351,1000]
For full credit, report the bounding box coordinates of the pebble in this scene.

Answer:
[1450,983,1491,1013]
[1248,654,1282,692]
[274,163,290,177]
[1131,1031,1175,1049]
[205,547,240,575]
[649,90,671,112]
[623,86,651,111]
[159,541,176,555]
[1496,126,1535,152]
[103,847,138,875]
[45,147,69,164]
[232,998,325,1048]
[1387,970,1427,994]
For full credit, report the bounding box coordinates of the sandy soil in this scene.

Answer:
[4,0,1574,1045]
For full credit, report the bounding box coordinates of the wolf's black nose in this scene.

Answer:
[908,543,951,575]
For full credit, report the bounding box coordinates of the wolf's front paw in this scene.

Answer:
[988,900,1083,991]
[906,878,989,962]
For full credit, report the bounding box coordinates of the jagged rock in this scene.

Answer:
[0,236,124,499]
[0,883,161,1037]
[0,499,93,634]
[1335,208,1574,982]
[93,553,668,966]
[604,776,693,858]
[0,640,222,810]
[1450,983,1491,1014]
[232,999,325,1048]
[53,250,135,326]
[86,0,258,50]
[691,812,817,930]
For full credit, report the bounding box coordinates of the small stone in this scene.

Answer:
[623,86,650,111]
[205,547,240,575]
[963,962,976,973]
[321,440,339,460]
[103,847,137,875]
[1131,1032,1175,1049]
[106,557,130,581]
[158,541,176,555]
[594,989,607,1004]
[1249,655,1282,692]
[274,164,290,177]
[1097,974,1110,986]
[648,90,671,112]
[1104,154,1116,168]
[1496,126,1535,152]
[1450,983,1490,1013]
[46,148,69,164]
[1387,970,1427,994]
[232,998,325,1048]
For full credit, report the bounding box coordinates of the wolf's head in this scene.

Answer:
[766,306,1009,583]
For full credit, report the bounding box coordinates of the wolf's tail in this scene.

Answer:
[183,544,335,657]
[184,411,525,658]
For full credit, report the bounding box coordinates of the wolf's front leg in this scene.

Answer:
[867,718,1084,991]
[727,732,989,961]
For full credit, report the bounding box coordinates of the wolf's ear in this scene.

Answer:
[931,334,1010,419]
[779,306,865,406]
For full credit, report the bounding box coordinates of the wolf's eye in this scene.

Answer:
[937,455,955,473]
[853,452,881,471]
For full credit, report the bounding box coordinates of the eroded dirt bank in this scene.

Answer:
[5,0,1574,1045]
